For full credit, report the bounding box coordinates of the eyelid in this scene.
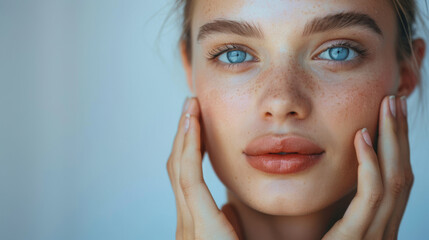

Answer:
[312,39,368,61]
[206,43,259,61]
[206,43,260,72]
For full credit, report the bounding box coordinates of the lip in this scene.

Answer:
[243,134,325,174]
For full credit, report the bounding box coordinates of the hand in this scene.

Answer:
[323,95,414,240]
[167,97,244,240]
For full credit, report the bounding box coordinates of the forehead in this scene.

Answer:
[191,0,396,40]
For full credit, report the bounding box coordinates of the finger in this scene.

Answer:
[326,128,383,239]
[170,97,201,180]
[187,98,206,159]
[396,96,411,172]
[383,181,413,240]
[177,98,237,239]
[174,114,196,240]
[167,98,192,194]
[176,98,204,239]
[365,96,403,238]
[383,96,414,239]
[179,100,222,224]
[168,97,191,162]
[377,96,402,198]
[166,97,194,239]
[398,96,409,149]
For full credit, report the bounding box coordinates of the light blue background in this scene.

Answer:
[0,0,428,239]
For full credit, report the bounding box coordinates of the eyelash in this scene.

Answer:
[206,43,257,71]
[207,43,248,59]
[206,41,369,69]
[314,40,368,63]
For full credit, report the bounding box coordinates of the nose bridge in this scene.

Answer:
[258,59,312,122]
[269,59,302,94]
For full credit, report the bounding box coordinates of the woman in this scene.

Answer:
[167,0,426,239]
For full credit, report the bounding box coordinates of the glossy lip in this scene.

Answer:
[243,134,325,174]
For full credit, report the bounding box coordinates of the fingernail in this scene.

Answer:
[362,128,372,147]
[389,95,396,118]
[182,97,190,113]
[400,96,407,116]
[185,113,190,132]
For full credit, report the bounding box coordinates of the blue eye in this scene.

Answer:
[318,47,358,61]
[218,50,254,64]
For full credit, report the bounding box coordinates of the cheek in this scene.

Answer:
[194,72,251,156]
[323,67,396,132]
[329,82,381,126]
[194,76,254,189]
[317,67,396,184]
[197,85,246,129]
[194,69,254,128]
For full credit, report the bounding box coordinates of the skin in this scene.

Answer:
[167,0,426,239]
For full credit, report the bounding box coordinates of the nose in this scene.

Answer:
[259,67,312,123]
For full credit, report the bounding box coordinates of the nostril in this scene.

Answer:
[265,112,273,117]
[264,111,298,118]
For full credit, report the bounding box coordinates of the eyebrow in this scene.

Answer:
[302,12,383,37]
[197,12,382,43]
[197,19,263,42]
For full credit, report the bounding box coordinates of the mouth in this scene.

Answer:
[268,151,323,155]
[245,152,324,174]
[244,134,324,155]
[244,134,325,174]
[270,152,296,155]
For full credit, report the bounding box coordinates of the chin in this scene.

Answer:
[238,185,335,216]
[243,186,355,217]
[223,168,358,216]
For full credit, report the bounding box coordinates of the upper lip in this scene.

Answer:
[243,134,324,156]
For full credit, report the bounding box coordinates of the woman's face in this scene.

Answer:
[188,0,401,215]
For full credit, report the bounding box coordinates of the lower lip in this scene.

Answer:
[245,153,324,174]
